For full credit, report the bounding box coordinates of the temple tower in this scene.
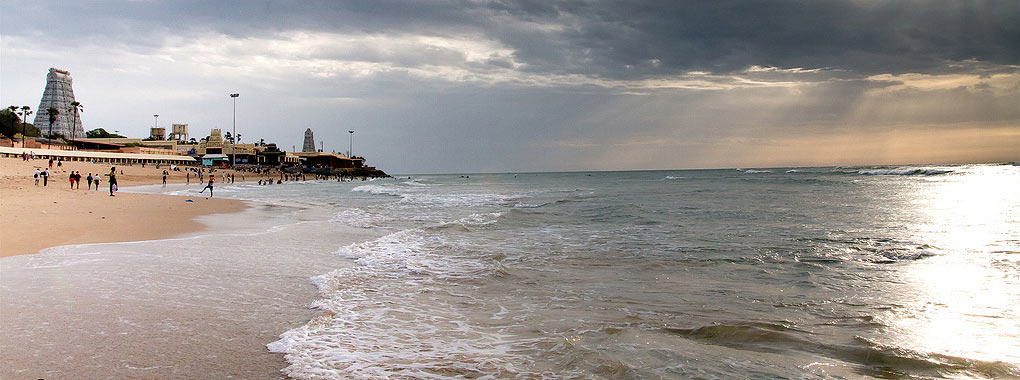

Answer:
[302,128,316,152]
[33,68,84,139]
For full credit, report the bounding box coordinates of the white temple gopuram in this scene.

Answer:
[302,128,316,152]
[33,68,84,139]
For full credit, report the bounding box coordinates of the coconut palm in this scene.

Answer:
[46,107,59,139]
[19,106,32,147]
[68,101,83,140]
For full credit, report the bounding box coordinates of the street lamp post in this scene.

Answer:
[153,114,159,139]
[348,130,354,157]
[230,93,239,166]
[19,106,32,148]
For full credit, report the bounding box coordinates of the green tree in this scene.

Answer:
[0,107,20,138]
[2,106,41,138]
[46,107,59,138]
[85,128,126,138]
[68,101,83,140]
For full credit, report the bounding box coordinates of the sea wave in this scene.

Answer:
[352,183,517,207]
[330,208,389,228]
[858,168,953,176]
[663,322,1019,379]
[269,213,536,379]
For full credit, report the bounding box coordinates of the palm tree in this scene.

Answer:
[46,107,59,139]
[69,101,83,140]
[19,106,32,147]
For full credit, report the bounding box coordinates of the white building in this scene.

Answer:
[302,128,316,152]
[33,68,84,139]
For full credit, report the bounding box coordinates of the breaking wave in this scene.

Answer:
[858,168,953,176]
[664,322,1018,379]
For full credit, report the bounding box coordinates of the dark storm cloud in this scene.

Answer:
[5,0,1016,79]
[490,0,1019,77]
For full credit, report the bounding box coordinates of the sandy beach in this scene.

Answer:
[1,156,383,379]
[0,156,247,257]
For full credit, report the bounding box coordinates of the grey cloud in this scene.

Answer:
[5,0,1016,79]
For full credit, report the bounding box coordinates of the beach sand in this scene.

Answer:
[1,156,374,379]
[0,156,247,257]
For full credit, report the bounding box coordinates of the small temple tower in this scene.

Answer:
[302,128,316,152]
[33,68,84,139]
[170,124,189,142]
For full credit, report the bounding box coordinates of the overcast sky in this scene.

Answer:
[2,0,1017,173]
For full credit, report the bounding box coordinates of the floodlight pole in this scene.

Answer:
[230,93,239,166]
[348,130,354,157]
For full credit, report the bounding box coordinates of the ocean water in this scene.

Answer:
[252,164,1019,379]
[6,164,1016,379]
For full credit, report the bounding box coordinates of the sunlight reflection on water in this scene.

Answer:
[891,165,1020,364]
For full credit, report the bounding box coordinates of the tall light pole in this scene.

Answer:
[230,93,239,166]
[153,114,159,139]
[348,130,354,157]
[19,106,32,148]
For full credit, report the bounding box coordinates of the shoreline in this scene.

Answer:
[0,156,249,257]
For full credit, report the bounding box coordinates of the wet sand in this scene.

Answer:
[0,204,378,379]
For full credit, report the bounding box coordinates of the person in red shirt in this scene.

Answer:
[200,175,215,197]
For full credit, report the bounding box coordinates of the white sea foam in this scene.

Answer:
[744,169,772,174]
[351,184,407,197]
[330,208,388,228]
[513,203,543,208]
[352,183,517,208]
[664,175,685,180]
[269,212,542,379]
[858,168,952,176]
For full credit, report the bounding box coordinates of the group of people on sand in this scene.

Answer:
[31,166,118,196]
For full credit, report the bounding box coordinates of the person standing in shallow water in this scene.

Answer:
[108,167,118,196]
[200,175,214,198]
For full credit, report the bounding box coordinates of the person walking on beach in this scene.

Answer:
[186,171,191,185]
[74,171,81,189]
[162,170,168,187]
[42,168,49,186]
[199,175,215,198]
[93,177,100,191]
[69,171,75,189]
[87,173,94,189]
[34,168,40,185]
[108,167,118,196]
